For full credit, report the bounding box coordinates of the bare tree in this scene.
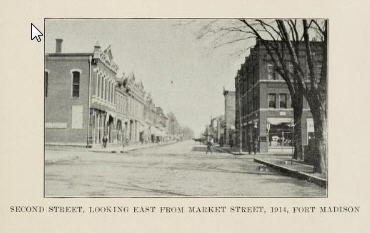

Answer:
[195,19,328,174]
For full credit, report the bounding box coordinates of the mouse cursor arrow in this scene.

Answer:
[31,23,43,42]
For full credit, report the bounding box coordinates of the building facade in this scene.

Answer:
[235,40,321,153]
[209,115,225,145]
[223,89,236,146]
[45,39,175,147]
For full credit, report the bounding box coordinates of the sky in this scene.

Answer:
[45,19,252,137]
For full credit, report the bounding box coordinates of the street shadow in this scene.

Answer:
[192,146,207,152]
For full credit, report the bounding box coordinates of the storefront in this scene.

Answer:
[266,118,294,148]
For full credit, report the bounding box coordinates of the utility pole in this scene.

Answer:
[237,77,242,154]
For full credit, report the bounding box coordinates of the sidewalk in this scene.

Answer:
[89,140,178,153]
[45,140,178,154]
[254,155,327,187]
[214,144,327,188]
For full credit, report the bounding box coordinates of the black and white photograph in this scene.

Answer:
[44,18,328,197]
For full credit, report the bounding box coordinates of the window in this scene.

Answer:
[45,71,48,97]
[72,71,80,98]
[96,74,100,97]
[101,77,105,98]
[267,63,274,80]
[279,94,287,108]
[105,80,108,100]
[275,69,283,80]
[288,62,294,73]
[315,64,322,78]
[268,94,276,108]
[288,62,294,80]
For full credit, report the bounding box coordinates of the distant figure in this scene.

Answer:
[121,136,126,152]
[102,135,108,148]
[206,138,213,154]
[248,138,253,154]
[253,139,258,154]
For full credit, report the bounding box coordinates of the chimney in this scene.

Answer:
[55,39,63,53]
[93,41,101,59]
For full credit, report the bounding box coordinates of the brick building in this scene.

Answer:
[45,39,173,147]
[209,115,225,144]
[223,89,236,146]
[235,40,321,153]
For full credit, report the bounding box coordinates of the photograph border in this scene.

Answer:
[43,17,329,199]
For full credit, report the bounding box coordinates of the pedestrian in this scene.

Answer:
[253,139,258,154]
[102,134,108,148]
[121,135,125,152]
[206,138,213,154]
[248,138,253,154]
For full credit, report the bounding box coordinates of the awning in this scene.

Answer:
[267,118,293,125]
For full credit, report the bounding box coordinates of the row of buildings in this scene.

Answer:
[45,39,183,147]
[207,39,322,155]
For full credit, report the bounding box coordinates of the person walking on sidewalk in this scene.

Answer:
[121,135,126,152]
[102,134,108,148]
[253,139,258,155]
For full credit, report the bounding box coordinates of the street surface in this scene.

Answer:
[45,140,326,197]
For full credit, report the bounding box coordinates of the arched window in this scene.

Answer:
[45,71,48,97]
[96,74,100,97]
[72,71,80,98]
[101,76,105,99]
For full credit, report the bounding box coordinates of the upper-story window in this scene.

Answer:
[268,93,276,108]
[100,76,104,99]
[267,63,275,80]
[72,71,80,98]
[45,71,48,98]
[96,74,100,97]
[315,64,322,78]
[279,94,287,108]
[275,67,283,80]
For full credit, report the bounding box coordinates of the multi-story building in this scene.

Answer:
[45,40,119,147]
[235,39,321,153]
[223,89,236,146]
[45,39,176,147]
[209,115,225,144]
[121,73,146,143]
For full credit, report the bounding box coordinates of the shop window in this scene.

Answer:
[72,71,80,98]
[268,94,276,108]
[279,94,287,108]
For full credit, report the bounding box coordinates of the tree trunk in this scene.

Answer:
[307,93,327,175]
[292,93,304,160]
[311,107,327,175]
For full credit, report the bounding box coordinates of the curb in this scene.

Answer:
[88,141,179,154]
[254,158,327,188]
